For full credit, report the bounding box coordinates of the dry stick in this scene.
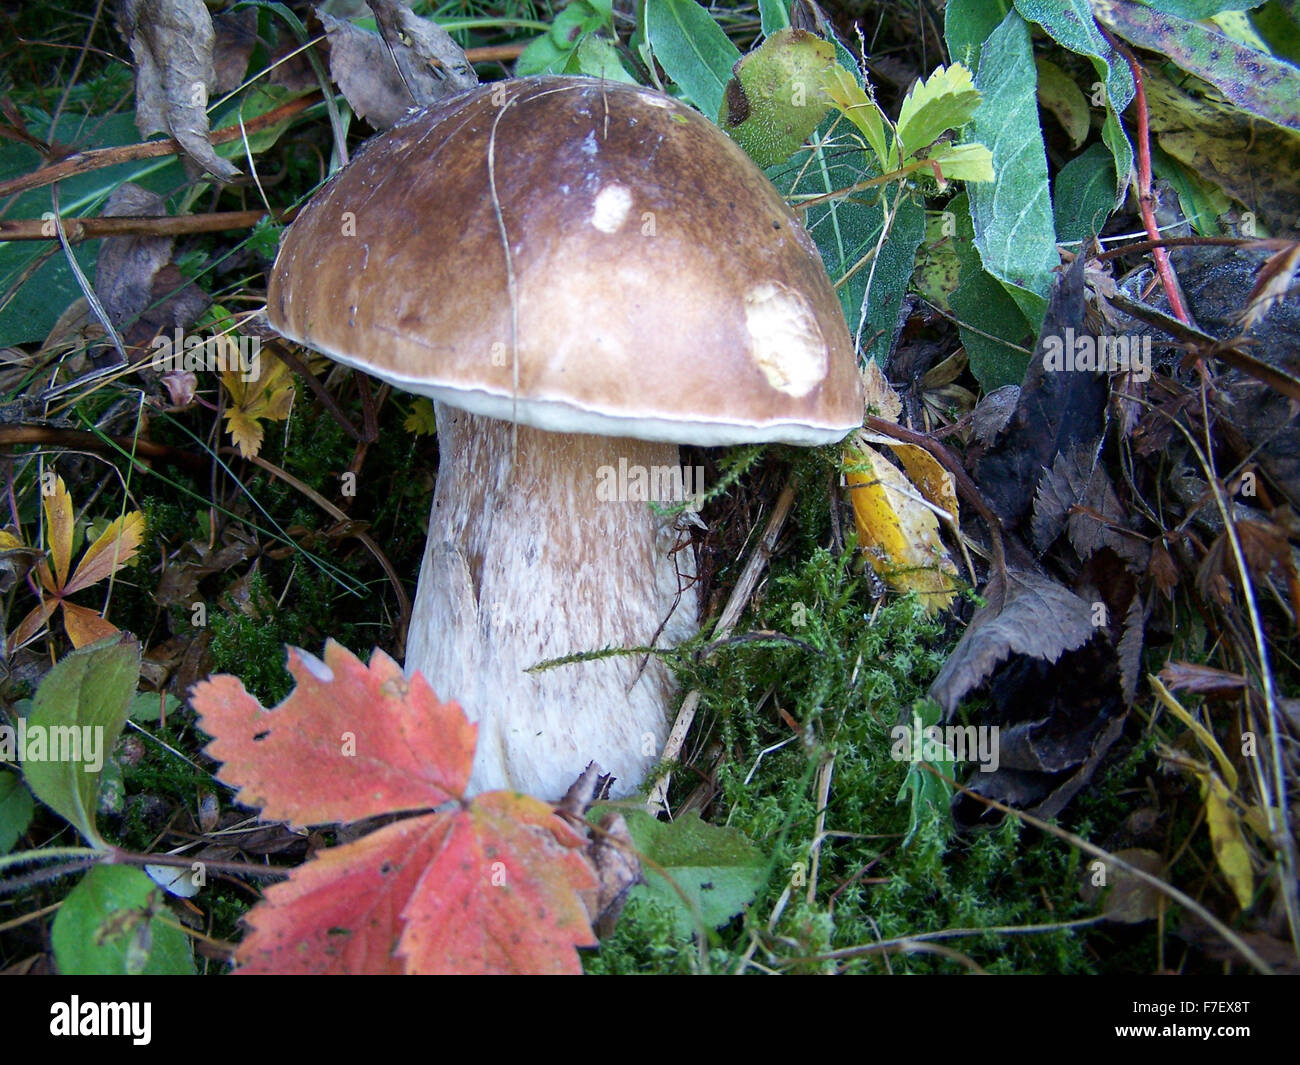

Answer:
[0,424,207,473]
[1101,29,1193,326]
[0,41,526,205]
[1093,234,1290,263]
[0,207,295,242]
[645,479,800,815]
[0,93,321,202]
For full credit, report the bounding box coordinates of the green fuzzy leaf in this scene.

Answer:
[643,0,740,117]
[0,771,34,855]
[759,0,791,35]
[944,0,1008,71]
[21,634,141,848]
[1013,0,1135,201]
[52,865,194,975]
[966,10,1057,328]
[945,192,1034,389]
[896,64,982,160]
[720,29,836,167]
[621,810,767,937]
[1054,143,1118,244]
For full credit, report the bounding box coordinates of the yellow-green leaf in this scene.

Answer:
[820,62,890,167]
[65,511,145,595]
[43,476,74,590]
[896,63,981,161]
[1201,773,1255,910]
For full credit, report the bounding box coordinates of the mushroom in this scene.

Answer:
[267,76,863,799]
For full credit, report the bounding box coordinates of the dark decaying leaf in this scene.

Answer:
[929,562,1097,717]
[116,0,241,181]
[1031,442,1149,569]
[976,254,1109,530]
[1078,847,1164,925]
[93,184,207,352]
[318,1,476,131]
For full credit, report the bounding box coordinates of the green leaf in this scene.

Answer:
[564,34,639,83]
[965,9,1057,328]
[759,0,791,35]
[21,634,141,848]
[515,32,569,75]
[946,191,1034,389]
[1150,144,1232,236]
[719,29,836,167]
[944,0,1011,70]
[820,62,890,168]
[925,142,994,183]
[1142,0,1269,17]
[1251,1,1300,66]
[895,64,982,160]
[0,111,185,346]
[621,810,767,937]
[1013,0,1135,202]
[895,700,957,846]
[1054,143,1117,244]
[52,865,194,975]
[0,771,34,855]
[128,691,180,723]
[643,0,741,117]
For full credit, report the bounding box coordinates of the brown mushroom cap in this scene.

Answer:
[268,76,863,446]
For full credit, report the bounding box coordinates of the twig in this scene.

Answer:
[0,424,207,473]
[0,207,294,243]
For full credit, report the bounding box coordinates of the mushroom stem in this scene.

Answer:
[406,402,700,799]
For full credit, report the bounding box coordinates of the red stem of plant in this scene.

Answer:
[1107,31,1192,326]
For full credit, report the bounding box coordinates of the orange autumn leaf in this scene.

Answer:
[9,477,145,651]
[192,641,599,975]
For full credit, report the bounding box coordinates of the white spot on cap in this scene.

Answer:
[591,184,633,233]
[637,91,672,109]
[744,284,828,397]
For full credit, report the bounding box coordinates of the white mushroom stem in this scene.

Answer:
[405,402,700,799]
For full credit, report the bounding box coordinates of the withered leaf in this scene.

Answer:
[117,0,241,181]
[976,255,1109,530]
[929,563,1097,716]
[318,2,476,131]
[1031,442,1149,569]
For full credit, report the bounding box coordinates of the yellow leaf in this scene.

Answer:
[42,475,74,590]
[861,362,903,422]
[0,529,25,551]
[405,397,438,436]
[61,601,120,649]
[224,409,266,459]
[844,440,958,614]
[891,443,959,527]
[222,352,295,458]
[1201,772,1255,910]
[65,511,146,595]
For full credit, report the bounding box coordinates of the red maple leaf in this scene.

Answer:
[192,641,598,974]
